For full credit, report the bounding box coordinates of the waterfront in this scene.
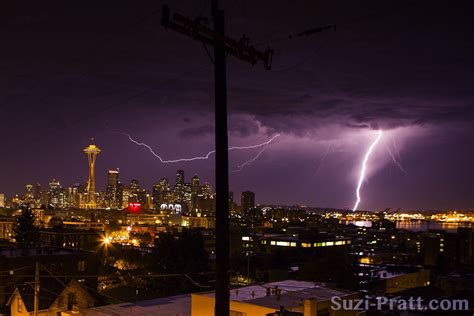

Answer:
[396,221,473,232]
[345,220,473,232]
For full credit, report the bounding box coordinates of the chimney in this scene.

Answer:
[275,286,281,300]
[266,287,271,296]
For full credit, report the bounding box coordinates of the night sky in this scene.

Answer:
[1,1,473,210]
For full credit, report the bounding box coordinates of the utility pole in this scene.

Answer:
[162,2,272,315]
[212,3,230,316]
[34,260,40,316]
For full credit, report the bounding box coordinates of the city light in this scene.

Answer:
[102,236,112,246]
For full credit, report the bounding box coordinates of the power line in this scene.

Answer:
[5,272,214,278]
[271,37,331,72]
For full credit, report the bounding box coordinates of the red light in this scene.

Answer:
[127,203,141,213]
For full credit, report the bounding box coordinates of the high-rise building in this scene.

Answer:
[48,179,61,208]
[202,182,212,198]
[24,184,33,198]
[229,191,236,214]
[0,194,5,208]
[190,175,200,211]
[184,183,192,208]
[121,187,131,208]
[130,179,140,192]
[241,191,255,213]
[34,183,42,199]
[106,169,120,209]
[83,144,101,209]
[175,170,185,202]
[24,184,34,206]
[66,186,80,208]
[191,175,200,194]
[176,170,184,187]
[107,169,119,188]
[152,184,161,210]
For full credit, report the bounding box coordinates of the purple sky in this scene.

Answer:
[0,1,473,210]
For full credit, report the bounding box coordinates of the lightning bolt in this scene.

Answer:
[232,146,268,173]
[352,130,383,211]
[385,141,406,174]
[119,132,280,164]
[314,143,332,175]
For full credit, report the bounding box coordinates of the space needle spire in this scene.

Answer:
[84,142,101,209]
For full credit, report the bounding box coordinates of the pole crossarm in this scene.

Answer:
[162,5,273,70]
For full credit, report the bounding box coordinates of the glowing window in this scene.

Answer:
[326,241,334,246]
[301,243,312,248]
[276,241,290,247]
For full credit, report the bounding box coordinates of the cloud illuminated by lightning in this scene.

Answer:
[352,130,383,211]
[119,132,280,164]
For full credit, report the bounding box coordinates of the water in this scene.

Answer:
[344,220,473,232]
[396,221,473,232]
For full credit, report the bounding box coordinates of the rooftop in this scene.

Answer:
[0,247,90,258]
[201,280,354,310]
[85,294,191,316]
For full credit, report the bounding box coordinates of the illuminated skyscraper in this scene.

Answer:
[191,175,200,194]
[202,182,212,198]
[175,170,185,202]
[241,191,255,213]
[24,184,34,206]
[83,144,101,209]
[106,169,120,208]
[66,186,79,208]
[121,187,131,208]
[153,178,170,209]
[108,169,119,188]
[176,170,184,187]
[48,179,61,208]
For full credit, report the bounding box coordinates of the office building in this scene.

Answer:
[241,191,255,213]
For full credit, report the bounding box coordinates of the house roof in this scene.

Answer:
[7,279,89,312]
[85,294,191,316]
[200,280,355,309]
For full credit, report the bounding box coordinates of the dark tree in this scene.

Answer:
[13,205,40,246]
[152,229,209,273]
[48,216,63,229]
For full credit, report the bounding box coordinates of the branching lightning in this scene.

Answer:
[352,130,383,212]
[119,132,280,164]
[385,141,406,174]
[232,146,268,173]
[314,143,332,175]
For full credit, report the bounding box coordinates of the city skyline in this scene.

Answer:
[0,1,473,210]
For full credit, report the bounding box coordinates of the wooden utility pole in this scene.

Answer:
[162,2,272,315]
[212,4,231,316]
[34,260,40,316]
